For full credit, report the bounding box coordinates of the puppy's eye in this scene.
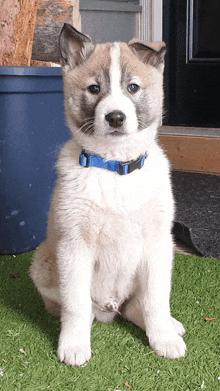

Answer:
[88,84,100,94]
[127,83,140,94]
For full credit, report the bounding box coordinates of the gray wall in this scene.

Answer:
[80,0,142,43]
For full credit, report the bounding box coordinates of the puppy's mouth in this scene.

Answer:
[109,130,125,136]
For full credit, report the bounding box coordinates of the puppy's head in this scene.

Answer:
[59,24,166,148]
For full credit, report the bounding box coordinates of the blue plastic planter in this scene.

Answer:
[0,66,70,254]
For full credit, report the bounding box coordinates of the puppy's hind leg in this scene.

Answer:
[44,298,61,317]
[122,296,185,337]
[30,241,61,316]
[122,295,146,331]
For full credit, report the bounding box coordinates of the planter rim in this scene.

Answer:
[0,66,62,77]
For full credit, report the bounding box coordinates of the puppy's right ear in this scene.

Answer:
[59,23,95,72]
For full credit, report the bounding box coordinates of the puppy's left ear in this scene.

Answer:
[59,23,95,72]
[128,39,166,73]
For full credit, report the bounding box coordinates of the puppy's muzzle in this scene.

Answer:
[105,110,126,128]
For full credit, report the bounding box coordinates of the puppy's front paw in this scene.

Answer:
[57,334,92,366]
[149,333,187,359]
[171,316,185,337]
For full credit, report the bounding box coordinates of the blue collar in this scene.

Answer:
[79,150,147,175]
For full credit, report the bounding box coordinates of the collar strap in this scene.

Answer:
[79,150,147,175]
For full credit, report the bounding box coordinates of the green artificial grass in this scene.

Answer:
[0,251,219,391]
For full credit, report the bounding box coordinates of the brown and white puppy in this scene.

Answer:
[30,23,187,366]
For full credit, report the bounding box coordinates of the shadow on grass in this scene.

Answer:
[116,316,149,347]
[0,251,60,352]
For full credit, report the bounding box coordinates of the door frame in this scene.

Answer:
[138,0,163,41]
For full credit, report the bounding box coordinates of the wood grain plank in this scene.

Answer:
[13,0,38,66]
[159,134,220,175]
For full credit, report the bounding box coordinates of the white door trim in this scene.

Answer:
[137,0,163,41]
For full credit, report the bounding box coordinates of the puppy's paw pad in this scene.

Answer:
[171,317,185,336]
[150,335,187,359]
[57,344,92,366]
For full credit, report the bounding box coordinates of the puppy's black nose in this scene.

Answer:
[105,111,126,128]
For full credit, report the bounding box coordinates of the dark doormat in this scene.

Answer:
[171,171,220,260]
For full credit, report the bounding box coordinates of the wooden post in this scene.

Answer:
[0,0,38,66]
[31,0,81,63]
[0,0,19,65]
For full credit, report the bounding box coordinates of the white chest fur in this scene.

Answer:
[54,139,174,308]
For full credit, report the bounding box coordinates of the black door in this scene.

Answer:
[163,0,220,127]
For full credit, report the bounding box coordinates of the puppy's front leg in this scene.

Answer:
[142,235,187,359]
[57,240,94,366]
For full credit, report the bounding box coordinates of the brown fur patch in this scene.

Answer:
[62,43,113,133]
[119,43,163,129]
[45,300,61,317]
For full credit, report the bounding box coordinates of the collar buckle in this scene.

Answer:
[79,150,90,167]
[118,155,146,175]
